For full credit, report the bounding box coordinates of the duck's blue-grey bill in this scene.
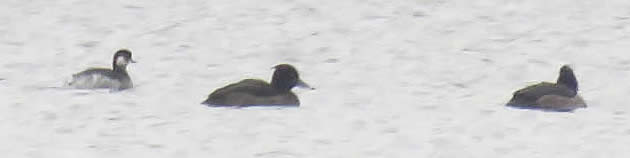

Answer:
[297,79,315,90]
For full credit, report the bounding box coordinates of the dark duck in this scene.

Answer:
[506,65,586,111]
[202,64,313,107]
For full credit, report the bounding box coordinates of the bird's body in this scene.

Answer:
[69,68,132,90]
[203,79,300,106]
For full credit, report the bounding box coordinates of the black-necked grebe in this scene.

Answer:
[68,49,136,91]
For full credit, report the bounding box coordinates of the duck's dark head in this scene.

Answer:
[557,65,578,92]
[271,64,313,92]
[112,49,136,71]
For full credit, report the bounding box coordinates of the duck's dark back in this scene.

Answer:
[507,82,577,106]
[204,79,299,106]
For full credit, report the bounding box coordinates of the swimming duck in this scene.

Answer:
[202,64,313,107]
[506,65,586,111]
[68,49,136,91]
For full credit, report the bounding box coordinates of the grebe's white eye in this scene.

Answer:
[116,56,128,66]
